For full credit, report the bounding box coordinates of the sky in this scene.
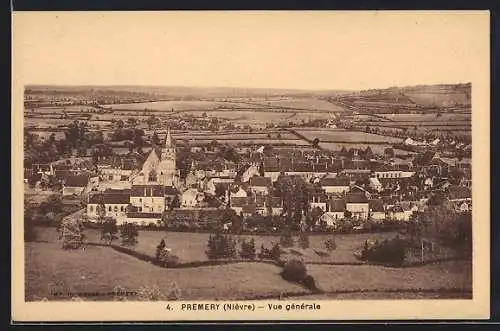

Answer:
[12,11,489,91]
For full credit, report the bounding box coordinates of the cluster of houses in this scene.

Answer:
[24,127,472,230]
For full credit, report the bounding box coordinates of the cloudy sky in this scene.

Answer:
[13,11,489,90]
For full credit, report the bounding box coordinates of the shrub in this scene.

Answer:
[59,216,86,249]
[280,228,295,248]
[157,249,180,267]
[270,243,281,261]
[281,259,307,283]
[120,222,139,246]
[205,233,237,260]
[100,218,118,245]
[298,232,310,249]
[155,239,166,260]
[360,237,408,267]
[324,237,337,251]
[239,238,256,260]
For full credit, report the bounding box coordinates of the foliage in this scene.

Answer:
[24,206,37,242]
[275,175,309,226]
[281,259,308,283]
[324,237,337,251]
[59,216,86,249]
[100,218,118,245]
[280,227,295,247]
[120,222,139,246]
[155,239,166,260]
[298,231,310,249]
[360,237,408,267]
[239,238,256,260]
[205,232,237,260]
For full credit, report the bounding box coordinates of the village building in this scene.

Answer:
[62,174,93,196]
[369,199,386,221]
[87,189,130,224]
[346,192,370,220]
[249,176,272,195]
[320,176,350,195]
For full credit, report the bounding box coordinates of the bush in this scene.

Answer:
[100,218,118,245]
[298,232,310,249]
[157,249,180,267]
[59,216,86,249]
[281,259,308,283]
[360,237,408,267]
[239,238,256,260]
[324,237,337,251]
[120,222,139,246]
[270,243,281,261]
[280,228,295,248]
[155,239,166,260]
[205,233,237,260]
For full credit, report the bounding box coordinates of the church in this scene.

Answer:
[129,128,181,215]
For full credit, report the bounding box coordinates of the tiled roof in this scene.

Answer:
[64,175,89,187]
[346,193,368,204]
[328,198,346,212]
[250,176,272,187]
[447,185,471,200]
[320,176,350,187]
[89,190,130,204]
[130,184,165,197]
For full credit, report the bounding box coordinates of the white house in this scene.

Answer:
[320,176,350,195]
[87,190,130,224]
[249,176,272,195]
[181,188,205,208]
[346,193,369,220]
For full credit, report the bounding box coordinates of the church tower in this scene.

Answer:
[158,128,177,186]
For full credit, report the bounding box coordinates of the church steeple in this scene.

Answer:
[165,128,173,148]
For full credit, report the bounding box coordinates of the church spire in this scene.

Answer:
[165,127,172,148]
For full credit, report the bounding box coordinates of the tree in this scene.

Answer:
[298,231,310,249]
[239,238,256,260]
[275,175,309,227]
[59,216,86,249]
[120,222,139,246]
[280,227,295,247]
[151,131,161,146]
[312,138,320,148]
[309,207,323,231]
[155,239,166,260]
[100,218,118,245]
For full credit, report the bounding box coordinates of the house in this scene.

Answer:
[346,193,369,220]
[181,188,205,208]
[241,164,261,182]
[320,176,350,195]
[129,184,168,214]
[310,189,328,212]
[325,198,346,220]
[456,201,472,213]
[62,175,90,196]
[249,176,272,195]
[368,177,383,192]
[87,189,130,224]
[387,204,410,222]
[447,185,472,202]
[369,199,386,221]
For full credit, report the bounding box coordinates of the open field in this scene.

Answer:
[28,228,471,300]
[105,100,263,111]
[25,242,307,301]
[35,227,397,264]
[307,262,471,293]
[295,128,404,144]
[242,98,346,112]
[380,113,471,122]
[172,132,298,140]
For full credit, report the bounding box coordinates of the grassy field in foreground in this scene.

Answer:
[25,242,308,301]
[36,227,397,264]
[307,262,472,293]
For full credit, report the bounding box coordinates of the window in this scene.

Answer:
[114,206,118,212]
[120,206,124,212]
[139,198,142,203]
[109,175,113,180]
[89,205,94,212]
[138,207,142,212]
[108,206,112,211]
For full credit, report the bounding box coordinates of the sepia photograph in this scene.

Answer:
[12,11,490,321]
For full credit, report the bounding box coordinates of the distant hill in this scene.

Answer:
[25,85,351,99]
[338,83,471,108]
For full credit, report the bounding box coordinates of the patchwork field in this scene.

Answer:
[296,128,404,144]
[243,98,346,112]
